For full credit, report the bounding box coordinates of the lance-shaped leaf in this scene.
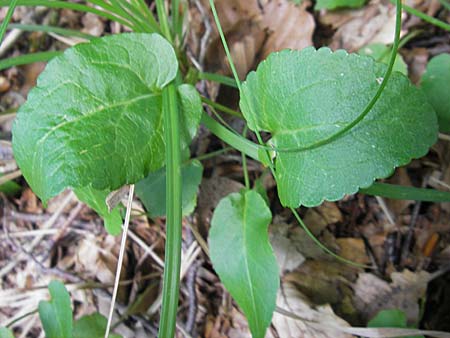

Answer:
[240,47,438,207]
[12,33,200,203]
[209,190,279,338]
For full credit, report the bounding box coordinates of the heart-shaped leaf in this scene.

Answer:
[12,33,197,203]
[240,47,438,207]
[421,53,450,133]
[38,280,73,338]
[209,190,279,338]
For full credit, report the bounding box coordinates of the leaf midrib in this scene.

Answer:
[241,193,260,335]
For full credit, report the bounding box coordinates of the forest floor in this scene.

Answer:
[1,0,450,337]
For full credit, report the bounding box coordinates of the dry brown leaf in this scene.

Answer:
[273,281,353,338]
[270,223,306,273]
[354,269,430,323]
[386,167,414,216]
[336,238,370,265]
[260,0,315,59]
[324,2,406,52]
[81,13,105,36]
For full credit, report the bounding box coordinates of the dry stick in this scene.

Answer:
[104,184,134,338]
[0,169,21,185]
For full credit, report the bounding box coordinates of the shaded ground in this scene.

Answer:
[1,1,450,337]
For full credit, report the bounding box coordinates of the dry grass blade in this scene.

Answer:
[105,184,134,338]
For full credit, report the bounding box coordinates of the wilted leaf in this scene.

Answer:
[209,190,279,338]
[240,47,437,207]
[38,280,73,338]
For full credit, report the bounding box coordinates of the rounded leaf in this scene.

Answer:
[13,33,178,202]
[240,47,438,207]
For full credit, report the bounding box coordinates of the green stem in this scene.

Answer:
[158,83,182,338]
[361,182,450,202]
[172,0,180,39]
[155,0,172,43]
[0,0,18,43]
[0,51,61,71]
[242,127,250,189]
[199,71,238,88]
[208,0,242,90]
[0,0,135,29]
[402,3,450,31]
[201,96,242,117]
[201,113,260,161]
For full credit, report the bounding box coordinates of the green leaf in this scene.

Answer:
[358,43,408,75]
[135,160,203,217]
[0,327,14,338]
[73,313,121,338]
[74,186,122,235]
[315,0,365,10]
[177,84,203,152]
[361,182,450,202]
[12,33,179,203]
[209,190,279,338]
[240,47,438,207]
[368,309,424,338]
[0,176,21,195]
[421,53,450,132]
[38,280,73,338]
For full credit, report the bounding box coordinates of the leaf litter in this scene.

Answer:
[1,0,450,337]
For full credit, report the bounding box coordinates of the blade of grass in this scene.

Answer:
[104,185,135,338]
[8,23,94,39]
[0,0,135,29]
[198,71,238,88]
[0,51,61,71]
[361,182,450,202]
[400,2,450,31]
[0,0,18,44]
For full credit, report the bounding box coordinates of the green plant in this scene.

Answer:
[3,0,450,337]
[368,309,424,338]
[0,281,121,338]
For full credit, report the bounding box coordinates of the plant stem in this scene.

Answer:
[0,51,62,71]
[198,71,238,88]
[361,182,450,202]
[201,113,260,161]
[0,0,18,44]
[158,83,182,338]
[242,127,250,189]
[155,0,172,43]
[208,0,242,90]
[402,3,450,31]
[201,96,242,117]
